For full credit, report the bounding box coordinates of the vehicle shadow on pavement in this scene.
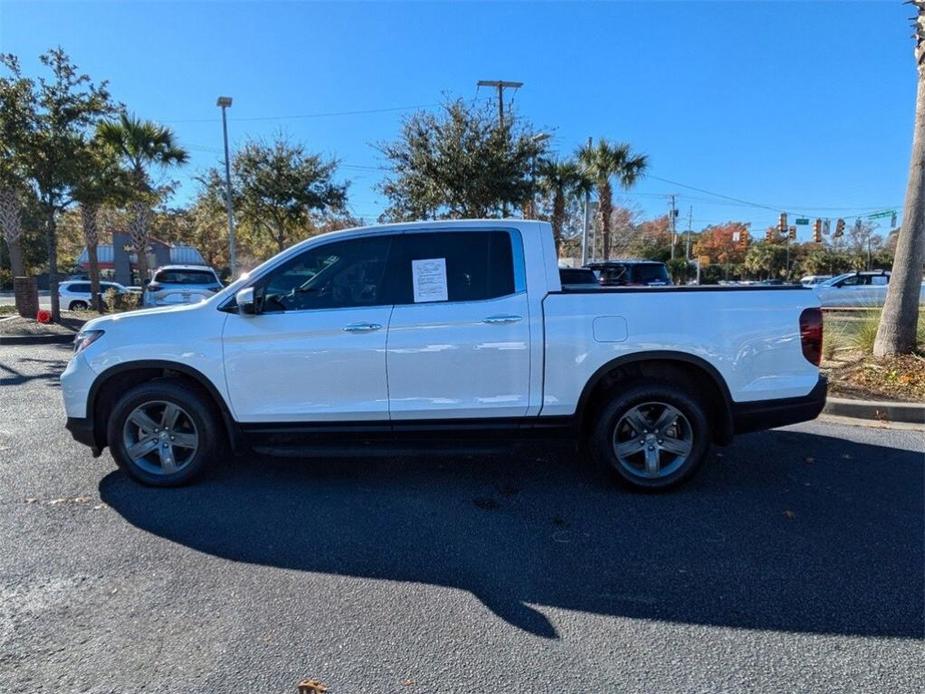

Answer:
[99,429,924,640]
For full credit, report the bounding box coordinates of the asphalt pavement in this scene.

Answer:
[1,342,922,693]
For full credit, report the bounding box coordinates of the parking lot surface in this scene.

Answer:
[1,343,922,693]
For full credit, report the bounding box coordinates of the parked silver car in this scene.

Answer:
[143,265,223,307]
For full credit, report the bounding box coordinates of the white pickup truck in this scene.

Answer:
[62,220,826,491]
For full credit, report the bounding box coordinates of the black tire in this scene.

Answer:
[588,380,711,491]
[69,300,88,311]
[106,378,221,487]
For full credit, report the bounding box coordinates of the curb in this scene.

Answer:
[1,332,76,346]
[823,396,925,425]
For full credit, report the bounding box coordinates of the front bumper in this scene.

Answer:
[731,376,828,435]
[66,416,102,457]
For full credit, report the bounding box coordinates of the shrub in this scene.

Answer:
[103,287,141,312]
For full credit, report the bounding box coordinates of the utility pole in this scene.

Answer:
[478,80,523,217]
[685,205,693,261]
[668,194,677,260]
[477,79,522,129]
[582,136,592,265]
[217,96,236,278]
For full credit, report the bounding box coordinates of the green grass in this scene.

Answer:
[823,309,925,357]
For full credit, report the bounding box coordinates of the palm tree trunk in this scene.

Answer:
[81,204,103,313]
[130,202,150,286]
[552,189,566,252]
[599,180,613,260]
[0,187,26,277]
[7,238,24,277]
[874,14,925,356]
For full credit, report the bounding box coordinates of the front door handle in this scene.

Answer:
[343,322,383,333]
[483,315,523,324]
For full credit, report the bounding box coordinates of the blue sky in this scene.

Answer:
[0,1,914,240]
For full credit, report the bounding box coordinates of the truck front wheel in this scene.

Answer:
[589,382,711,491]
[106,379,221,487]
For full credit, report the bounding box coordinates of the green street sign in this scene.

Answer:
[795,218,809,225]
[867,210,893,219]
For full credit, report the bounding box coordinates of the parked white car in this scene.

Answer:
[62,220,826,491]
[812,270,925,307]
[58,280,137,311]
[143,265,223,307]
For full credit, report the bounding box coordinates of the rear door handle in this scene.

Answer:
[343,322,383,333]
[483,315,523,324]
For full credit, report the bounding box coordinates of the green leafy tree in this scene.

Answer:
[578,138,647,260]
[377,99,549,220]
[98,113,188,283]
[1,48,114,320]
[535,158,592,251]
[744,241,788,280]
[204,135,349,254]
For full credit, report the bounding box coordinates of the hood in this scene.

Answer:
[80,301,208,333]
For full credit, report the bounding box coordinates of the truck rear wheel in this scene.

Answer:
[589,381,711,491]
[106,379,221,487]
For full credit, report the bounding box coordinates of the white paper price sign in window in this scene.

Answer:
[411,258,448,303]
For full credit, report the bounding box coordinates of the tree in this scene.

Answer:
[577,138,647,260]
[875,3,925,356]
[2,49,114,320]
[744,242,788,280]
[0,54,34,279]
[693,222,750,266]
[71,135,132,311]
[535,158,591,251]
[98,113,188,284]
[205,135,349,254]
[377,99,549,221]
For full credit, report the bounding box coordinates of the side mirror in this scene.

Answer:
[236,287,257,315]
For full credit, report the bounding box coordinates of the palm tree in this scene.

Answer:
[97,114,188,284]
[72,135,132,311]
[536,158,592,252]
[578,139,647,260]
[874,3,925,356]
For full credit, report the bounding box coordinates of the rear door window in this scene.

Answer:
[388,231,517,304]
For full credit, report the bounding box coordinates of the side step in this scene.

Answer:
[251,440,514,459]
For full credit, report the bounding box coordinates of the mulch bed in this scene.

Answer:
[0,312,90,337]
[823,351,925,402]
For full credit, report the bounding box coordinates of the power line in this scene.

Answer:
[162,103,439,124]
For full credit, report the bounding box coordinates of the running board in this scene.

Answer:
[251,441,513,459]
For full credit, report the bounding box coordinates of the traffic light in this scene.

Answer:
[834,218,845,237]
[813,218,822,243]
[765,227,775,242]
[788,226,797,241]
[891,212,898,227]
[741,228,750,245]
[778,213,788,235]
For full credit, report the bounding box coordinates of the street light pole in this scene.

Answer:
[217,96,236,278]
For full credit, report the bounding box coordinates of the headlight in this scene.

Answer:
[73,329,104,355]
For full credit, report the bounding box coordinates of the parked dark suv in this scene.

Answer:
[586,260,672,287]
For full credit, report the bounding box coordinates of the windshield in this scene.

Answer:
[153,269,218,285]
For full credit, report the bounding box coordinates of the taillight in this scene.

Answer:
[799,307,823,365]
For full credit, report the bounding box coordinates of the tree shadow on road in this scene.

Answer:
[99,429,924,640]
[0,356,68,387]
